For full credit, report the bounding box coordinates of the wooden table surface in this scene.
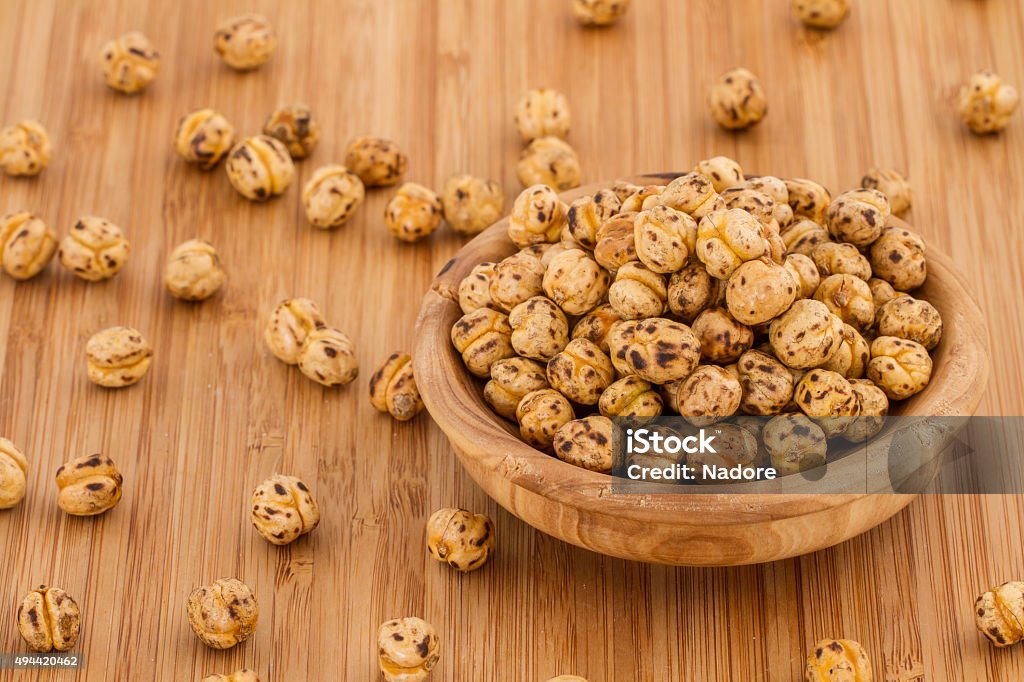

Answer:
[1,1,1022,680]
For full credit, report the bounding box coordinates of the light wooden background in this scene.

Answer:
[1,0,1022,680]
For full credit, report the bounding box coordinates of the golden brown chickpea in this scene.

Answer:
[514,88,571,142]
[708,68,767,130]
[426,507,495,572]
[867,277,898,311]
[378,617,440,682]
[826,188,890,247]
[186,578,259,649]
[735,349,796,415]
[573,0,632,26]
[725,258,798,326]
[509,296,570,361]
[694,156,744,193]
[608,262,668,320]
[721,187,778,227]
[343,136,407,187]
[543,248,611,315]
[262,104,319,159]
[811,242,872,280]
[957,71,1020,134]
[442,174,504,236]
[842,379,889,443]
[769,299,844,369]
[547,338,615,405]
[783,253,820,299]
[619,184,664,213]
[225,135,295,201]
[784,178,831,224]
[633,206,697,273]
[804,639,873,682]
[517,136,581,190]
[509,184,568,247]
[59,216,130,281]
[599,376,664,418]
[164,239,225,301]
[264,298,325,365]
[489,246,547,312]
[739,176,793,226]
[814,274,875,331]
[302,164,365,229]
[571,304,622,353]
[566,189,621,249]
[791,0,850,29]
[666,263,716,323]
[174,108,235,170]
[690,308,753,363]
[0,437,27,510]
[451,307,516,378]
[659,172,723,219]
[869,226,927,291]
[0,120,52,176]
[17,586,81,652]
[516,388,576,449]
[794,368,861,437]
[297,328,359,387]
[385,182,444,243]
[608,318,701,384]
[665,365,742,427]
[553,415,614,473]
[484,357,549,420]
[867,336,932,400]
[876,295,942,350]
[458,262,497,314]
[593,212,638,274]
[250,474,320,544]
[861,167,911,217]
[56,453,123,516]
[0,212,58,280]
[763,414,827,476]
[975,581,1024,648]
[696,208,768,280]
[821,324,870,379]
[100,31,160,93]
[781,218,832,257]
[368,352,425,422]
[214,14,275,70]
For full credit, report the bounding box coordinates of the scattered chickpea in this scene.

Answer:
[876,295,942,350]
[547,338,615,405]
[58,216,130,281]
[599,376,664,419]
[509,184,568,247]
[186,578,259,649]
[484,357,549,420]
[451,308,515,378]
[385,182,444,242]
[297,327,359,387]
[265,298,326,365]
[867,336,932,400]
[708,68,767,131]
[608,261,667,320]
[509,296,570,361]
[344,136,407,187]
[791,0,849,29]
[99,32,160,93]
[0,212,58,280]
[825,188,890,247]
[489,246,546,312]
[517,136,581,190]
[957,71,1020,134]
[975,581,1024,648]
[804,639,873,681]
[251,474,320,544]
[427,507,495,571]
[225,135,295,201]
[442,174,504,235]
[554,415,614,472]
[573,0,631,26]
[0,120,52,176]
[725,257,798,325]
[17,586,81,652]
[516,388,575,450]
[56,453,123,516]
[0,437,28,510]
[263,104,319,159]
[763,414,827,476]
[515,88,571,142]
[869,226,927,291]
[214,14,276,70]
[369,352,425,421]
[174,108,236,170]
[164,239,225,301]
[861,167,911,217]
[608,318,701,384]
[301,164,365,229]
[694,156,744,193]
[567,189,621,249]
[85,326,152,388]
[378,617,440,682]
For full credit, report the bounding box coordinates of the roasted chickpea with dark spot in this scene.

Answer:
[593,212,638,274]
[867,336,932,400]
[451,308,516,378]
[814,274,875,331]
[344,136,407,187]
[543,248,611,315]
[763,414,827,476]
[484,357,549,420]
[826,188,890,247]
[547,338,615,405]
[554,415,614,472]
[664,365,742,427]
[694,156,744,193]
[667,263,716,323]
[516,388,576,449]
[794,368,861,437]
[489,246,547,312]
[811,242,872,280]
[608,318,701,384]
[869,226,927,291]
[251,474,320,544]
[876,295,942,350]
[571,304,622,353]
[691,307,753,363]
[426,507,495,572]
[599,376,663,419]
[509,296,570,361]
[735,349,795,415]
[725,257,797,326]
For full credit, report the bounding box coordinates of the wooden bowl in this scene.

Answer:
[413,174,990,566]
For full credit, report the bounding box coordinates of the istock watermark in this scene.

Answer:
[622,426,780,482]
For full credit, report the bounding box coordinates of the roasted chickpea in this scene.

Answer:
[821,324,870,379]
[608,318,701,384]
[784,178,831,224]
[687,423,759,477]
[573,0,632,26]
[0,120,52,176]
[740,176,793,226]
[214,14,275,70]
[869,226,927,291]
[781,218,832,257]
[547,338,615,405]
[264,298,326,365]
[805,639,873,682]
[721,187,778,227]
[811,242,872,280]
[667,263,716,323]
[225,135,295,201]
[764,414,827,476]
[186,578,258,649]
[599,376,663,418]
[593,212,638,274]
[514,88,571,142]
[368,352,425,422]
[553,415,614,472]
[957,70,1020,134]
[517,136,581,190]
[735,349,796,415]
[694,156,744,193]
[842,379,889,443]
[826,188,890,247]
[250,474,320,544]
[608,262,668,320]
[876,295,942,350]
[484,357,549,420]
[867,277,898,311]
[567,189,621,249]
[791,0,850,29]
[0,212,58,280]
[769,299,844,369]
[174,108,235,169]
[297,327,359,387]
[659,172,723,219]
[509,184,568,247]
[17,586,81,652]
[861,167,911,217]
[385,182,444,242]
[458,262,497,314]
[164,239,225,301]
[708,68,768,130]
[59,216,130,281]
[867,336,932,400]
[509,296,570,361]
[451,308,515,378]
[619,184,664,213]
[571,304,622,353]
[633,205,697,273]
[783,253,820,299]
[794,368,861,437]
[302,164,365,229]
[975,582,1024,648]
[690,307,753,363]
[0,437,27,509]
[100,31,160,93]
[378,617,440,682]
[489,246,546,312]
[56,453,123,516]
[543,248,611,315]
[814,274,875,331]
[665,365,742,427]
[262,104,318,159]
[696,208,768,280]
[516,388,576,449]
[441,174,504,235]
[426,507,495,571]
[343,136,407,187]
[725,257,798,326]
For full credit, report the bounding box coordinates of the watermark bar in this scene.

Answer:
[0,652,85,669]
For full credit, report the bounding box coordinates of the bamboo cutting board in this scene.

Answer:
[1,1,1022,680]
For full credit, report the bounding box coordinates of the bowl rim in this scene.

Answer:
[414,173,991,527]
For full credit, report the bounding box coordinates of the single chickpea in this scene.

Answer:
[794,368,861,437]
[451,308,516,378]
[164,239,225,301]
[608,318,701,384]
[781,218,832,257]
[957,71,1020,134]
[665,365,742,427]
[784,178,832,224]
[783,253,820,299]
[264,298,326,365]
[225,135,295,201]
[691,308,754,363]
[814,274,875,331]
[427,507,495,571]
[385,182,444,243]
[542,249,608,316]
[791,0,850,29]
[297,327,359,387]
[301,164,365,229]
[174,108,235,170]
[85,326,152,388]
[634,205,697,273]
[378,617,440,682]
[514,88,571,142]
[725,257,798,326]
[821,324,870,379]
[17,586,81,652]
[58,216,130,281]
[861,167,911,217]
[659,172,723,219]
[735,349,795,415]
[263,104,319,159]
[666,263,715,323]
[442,174,504,235]
[0,212,58,280]
[599,376,663,419]
[876,295,942,350]
[567,188,621,249]
[509,184,568,247]
[251,474,320,544]
[484,357,549,420]
[826,188,890,247]
[740,176,793,226]
[869,226,927,291]
[547,338,615,405]
[608,262,668,320]
[100,32,160,93]
[214,14,276,70]
[489,247,547,312]
[763,414,827,476]
[721,187,778,227]
[554,415,614,472]
[516,388,576,449]
[369,352,425,422]
[867,336,932,400]
[769,299,844,369]
[573,0,632,26]
[621,184,665,213]
[708,68,768,130]
[344,136,407,187]
[804,639,873,681]
[867,277,898,311]
[696,208,768,280]
[517,136,581,190]
[593,212,638,274]
[509,296,570,361]
[186,578,259,649]
[571,304,622,353]
[694,156,744,193]
[458,262,497,314]
[976,582,1024,648]
[0,437,27,509]
[0,120,52,176]
[55,454,122,516]
[811,242,872,280]
[842,379,889,443]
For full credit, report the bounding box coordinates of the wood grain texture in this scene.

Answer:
[0,0,1021,680]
